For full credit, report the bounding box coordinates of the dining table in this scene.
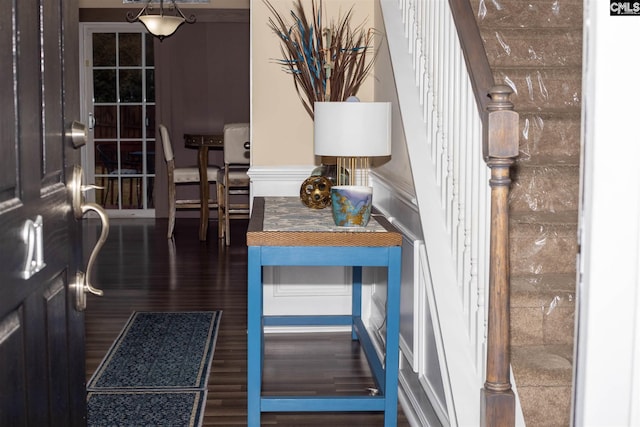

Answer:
[184,133,224,241]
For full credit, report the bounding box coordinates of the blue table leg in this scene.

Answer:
[384,246,402,427]
[247,246,263,427]
[351,266,362,340]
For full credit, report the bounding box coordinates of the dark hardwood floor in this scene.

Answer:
[84,217,410,426]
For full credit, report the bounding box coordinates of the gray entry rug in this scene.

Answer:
[86,311,222,427]
[87,390,206,427]
[88,311,222,390]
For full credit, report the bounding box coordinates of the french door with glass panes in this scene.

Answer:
[80,23,155,215]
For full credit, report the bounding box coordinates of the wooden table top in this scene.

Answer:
[247,197,402,247]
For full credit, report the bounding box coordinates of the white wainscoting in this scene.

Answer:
[248,165,357,331]
[372,173,451,426]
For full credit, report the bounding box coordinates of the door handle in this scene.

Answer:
[68,165,109,311]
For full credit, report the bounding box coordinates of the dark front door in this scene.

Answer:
[0,0,87,425]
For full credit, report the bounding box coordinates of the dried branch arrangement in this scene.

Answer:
[264,0,377,119]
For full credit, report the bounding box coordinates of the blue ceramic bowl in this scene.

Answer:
[330,185,373,227]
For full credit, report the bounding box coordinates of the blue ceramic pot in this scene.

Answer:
[330,185,373,227]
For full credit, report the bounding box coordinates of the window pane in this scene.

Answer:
[119,69,142,102]
[93,33,116,66]
[120,105,142,138]
[93,69,116,103]
[119,33,141,66]
[121,141,143,171]
[145,176,155,208]
[145,33,154,66]
[94,141,118,175]
[93,106,118,139]
[146,105,156,139]
[146,69,155,102]
[143,140,156,175]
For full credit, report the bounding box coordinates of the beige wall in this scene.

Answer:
[251,0,376,167]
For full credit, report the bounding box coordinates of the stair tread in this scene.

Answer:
[517,108,581,116]
[492,65,582,72]
[520,109,581,118]
[493,67,582,110]
[481,28,582,68]
[512,272,577,292]
[471,0,583,30]
[480,26,583,32]
[517,155,581,167]
[511,344,574,386]
[511,211,578,225]
[515,157,580,167]
[511,273,576,307]
[516,112,581,163]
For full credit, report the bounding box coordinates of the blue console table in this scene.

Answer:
[246,197,403,426]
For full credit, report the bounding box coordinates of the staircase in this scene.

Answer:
[472,0,583,425]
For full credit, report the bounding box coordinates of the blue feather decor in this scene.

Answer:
[264,0,378,119]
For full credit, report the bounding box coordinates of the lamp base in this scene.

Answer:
[330,185,373,227]
[311,163,349,186]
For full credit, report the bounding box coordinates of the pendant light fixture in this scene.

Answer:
[126,0,196,41]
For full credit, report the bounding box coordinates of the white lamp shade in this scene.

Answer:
[139,15,184,37]
[314,102,392,157]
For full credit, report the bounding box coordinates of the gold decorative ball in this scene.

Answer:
[300,176,332,209]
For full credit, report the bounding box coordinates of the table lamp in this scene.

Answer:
[314,100,392,226]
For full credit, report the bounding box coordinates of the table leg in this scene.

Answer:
[198,146,209,241]
[384,246,402,427]
[247,247,263,426]
[352,266,362,340]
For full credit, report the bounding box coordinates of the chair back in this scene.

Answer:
[223,123,250,165]
[159,124,175,163]
[96,144,118,173]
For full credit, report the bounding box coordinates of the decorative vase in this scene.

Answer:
[299,176,332,209]
[330,185,373,227]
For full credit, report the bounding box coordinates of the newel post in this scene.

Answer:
[481,85,519,427]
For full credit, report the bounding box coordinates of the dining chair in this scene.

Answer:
[217,123,250,246]
[159,124,220,239]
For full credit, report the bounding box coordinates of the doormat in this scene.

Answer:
[87,311,222,391]
[87,390,206,426]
